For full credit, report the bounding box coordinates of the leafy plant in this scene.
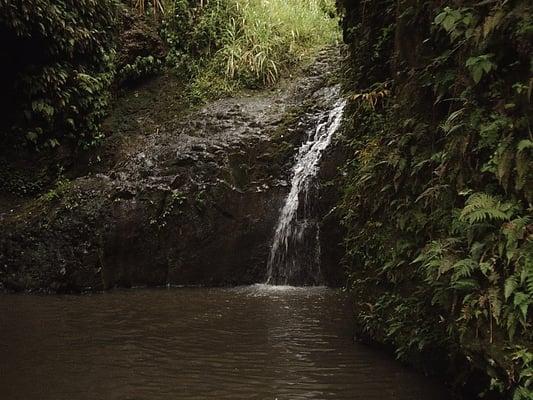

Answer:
[0,0,117,148]
[434,6,475,42]
[189,0,340,95]
[117,55,163,85]
[340,0,533,397]
[466,54,496,84]
[351,86,391,110]
[460,193,513,224]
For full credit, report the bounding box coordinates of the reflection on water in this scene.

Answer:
[0,286,450,400]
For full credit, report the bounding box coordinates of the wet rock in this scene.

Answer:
[191,144,207,152]
[171,174,188,189]
[0,46,346,292]
[173,153,197,166]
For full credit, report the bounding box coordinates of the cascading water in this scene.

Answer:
[266,86,346,285]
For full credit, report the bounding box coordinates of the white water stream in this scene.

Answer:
[266,88,346,285]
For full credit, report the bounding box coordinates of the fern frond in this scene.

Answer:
[517,139,533,153]
[452,278,479,291]
[452,258,477,280]
[520,261,533,297]
[441,108,465,135]
[460,193,513,224]
[502,216,531,262]
[505,276,519,300]
[515,150,530,192]
[488,287,502,323]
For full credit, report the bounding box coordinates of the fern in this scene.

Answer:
[501,216,531,263]
[517,139,533,153]
[460,193,513,224]
[488,286,502,323]
[495,138,514,190]
[452,258,478,280]
[414,239,460,282]
[452,278,479,291]
[505,276,519,300]
[520,262,533,297]
[513,292,530,322]
[440,108,466,135]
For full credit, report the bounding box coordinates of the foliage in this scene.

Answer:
[351,85,391,110]
[160,0,241,87]
[0,0,118,148]
[340,0,532,397]
[0,159,48,196]
[161,0,339,98]
[0,0,338,149]
[465,54,496,84]
[116,55,164,85]
[41,179,72,202]
[213,0,339,86]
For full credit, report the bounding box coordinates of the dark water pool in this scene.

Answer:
[0,285,450,400]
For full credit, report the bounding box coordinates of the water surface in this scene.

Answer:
[0,286,450,400]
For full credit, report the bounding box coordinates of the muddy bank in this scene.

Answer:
[0,48,345,292]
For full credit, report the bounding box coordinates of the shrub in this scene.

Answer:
[339,0,532,397]
[0,0,118,148]
[216,0,339,85]
[0,0,339,147]
[162,0,340,98]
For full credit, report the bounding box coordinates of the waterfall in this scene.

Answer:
[266,87,346,285]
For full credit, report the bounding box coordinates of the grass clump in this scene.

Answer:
[131,0,340,99]
[191,0,340,97]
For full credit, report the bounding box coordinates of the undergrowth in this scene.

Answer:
[0,0,117,149]
[121,0,341,103]
[190,0,340,97]
[339,0,532,398]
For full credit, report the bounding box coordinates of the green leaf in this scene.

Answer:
[442,15,456,31]
[434,10,447,25]
[517,139,533,152]
[472,67,483,84]
[505,277,518,300]
[466,55,495,84]
[26,131,38,142]
[513,292,529,319]
[460,193,513,224]
[452,278,479,291]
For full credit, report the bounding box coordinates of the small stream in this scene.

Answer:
[0,286,450,400]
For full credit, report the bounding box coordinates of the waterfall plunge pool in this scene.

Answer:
[0,286,451,399]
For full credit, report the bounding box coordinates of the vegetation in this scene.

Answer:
[158,0,339,97]
[190,0,339,96]
[0,0,117,148]
[4,0,531,398]
[0,0,338,150]
[339,0,532,398]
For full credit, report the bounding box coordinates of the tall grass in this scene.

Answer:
[194,0,340,96]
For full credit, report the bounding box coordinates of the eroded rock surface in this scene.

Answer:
[0,47,344,292]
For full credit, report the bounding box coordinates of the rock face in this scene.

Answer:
[316,141,347,286]
[0,47,345,292]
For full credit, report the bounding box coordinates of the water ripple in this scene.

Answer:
[0,287,450,400]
